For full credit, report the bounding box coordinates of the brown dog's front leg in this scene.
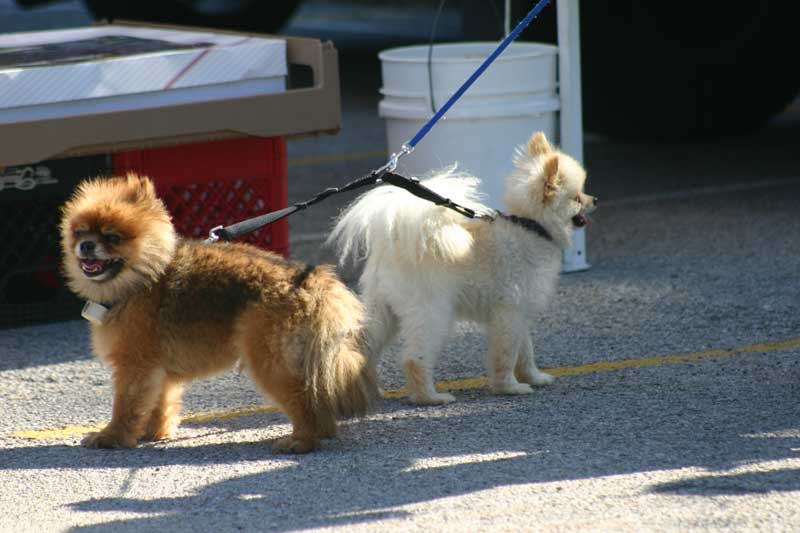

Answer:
[141,377,185,442]
[82,365,166,449]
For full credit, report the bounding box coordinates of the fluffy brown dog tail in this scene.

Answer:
[301,266,379,420]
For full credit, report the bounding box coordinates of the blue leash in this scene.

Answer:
[208,0,552,243]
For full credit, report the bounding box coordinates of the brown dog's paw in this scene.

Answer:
[272,436,317,454]
[140,427,175,443]
[316,426,337,440]
[81,431,137,449]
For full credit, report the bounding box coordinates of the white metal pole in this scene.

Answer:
[504,0,512,36]
[556,0,589,272]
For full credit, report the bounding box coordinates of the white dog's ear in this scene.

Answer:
[542,156,560,205]
[528,132,552,157]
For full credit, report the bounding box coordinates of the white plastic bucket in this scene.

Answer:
[378,42,559,208]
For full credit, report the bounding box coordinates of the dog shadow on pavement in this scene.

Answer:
[2,361,799,532]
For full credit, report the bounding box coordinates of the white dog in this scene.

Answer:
[329,132,596,404]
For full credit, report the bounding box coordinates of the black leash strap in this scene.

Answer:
[380,172,479,219]
[208,168,386,242]
[207,170,481,243]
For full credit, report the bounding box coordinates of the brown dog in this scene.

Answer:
[60,173,377,453]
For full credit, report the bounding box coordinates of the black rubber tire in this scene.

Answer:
[84,0,299,34]
[579,0,800,139]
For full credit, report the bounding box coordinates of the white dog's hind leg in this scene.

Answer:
[398,308,456,405]
[361,295,398,400]
[514,329,555,386]
[486,314,536,395]
[361,291,399,362]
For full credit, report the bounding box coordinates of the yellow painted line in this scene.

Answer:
[738,338,800,353]
[12,406,283,441]
[549,349,731,377]
[288,149,387,168]
[12,337,800,441]
[181,405,278,424]
[14,424,103,440]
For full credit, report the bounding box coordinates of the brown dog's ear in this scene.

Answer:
[123,173,157,202]
[528,131,552,157]
[542,156,560,205]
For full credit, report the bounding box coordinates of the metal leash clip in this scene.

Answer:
[375,144,413,183]
[206,225,224,244]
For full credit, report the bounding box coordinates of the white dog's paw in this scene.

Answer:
[517,369,555,387]
[529,370,555,386]
[408,391,456,405]
[491,382,535,395]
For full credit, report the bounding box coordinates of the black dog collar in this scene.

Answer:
[494,212,553,242]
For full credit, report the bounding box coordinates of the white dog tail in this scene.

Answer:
[328,166,489,266]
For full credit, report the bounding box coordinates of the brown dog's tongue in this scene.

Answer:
[81,259,104,272]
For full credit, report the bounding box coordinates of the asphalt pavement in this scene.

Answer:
[1,8,800,532]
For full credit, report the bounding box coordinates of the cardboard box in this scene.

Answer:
[0,22,341,166]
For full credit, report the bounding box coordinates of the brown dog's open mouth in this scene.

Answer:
[572,214,588,228]
[80,258,123,279]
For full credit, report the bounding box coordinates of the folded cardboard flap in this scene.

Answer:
[0,23,341,166]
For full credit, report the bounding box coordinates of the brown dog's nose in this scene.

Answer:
[80,240,96,255]
[592,196,599,207]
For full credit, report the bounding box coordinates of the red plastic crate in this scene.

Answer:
[113,137,289,257]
